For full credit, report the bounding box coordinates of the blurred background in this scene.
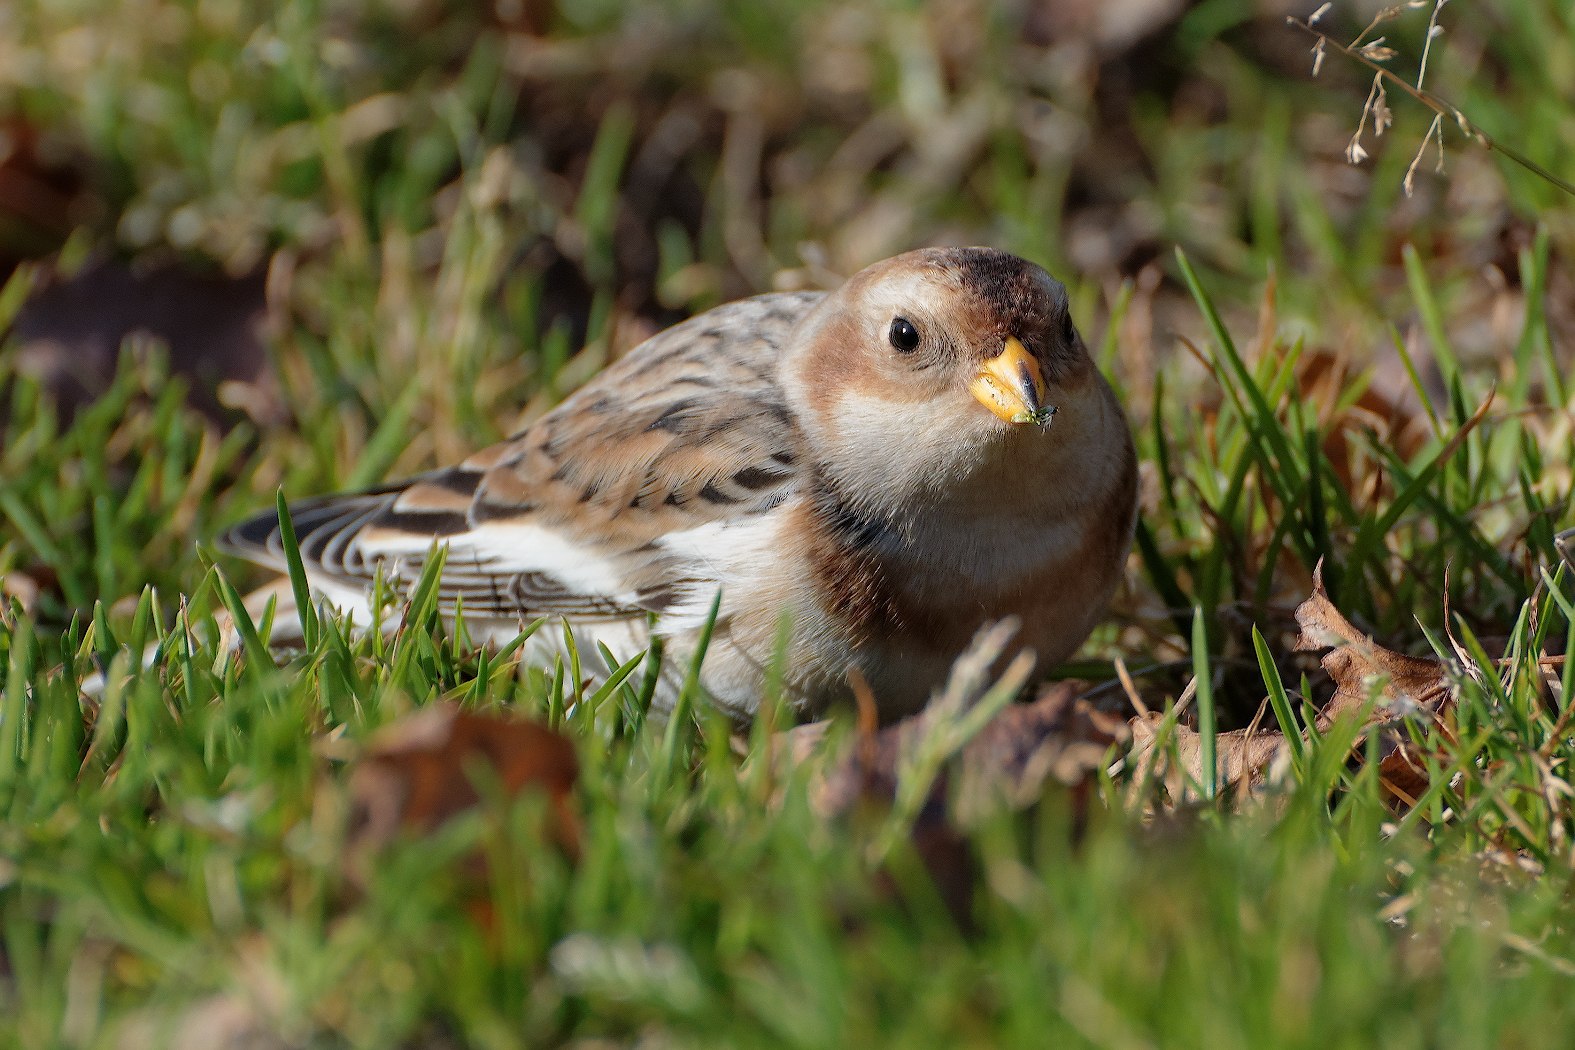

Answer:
[4,0,1569,412]
[1,0,1571,690]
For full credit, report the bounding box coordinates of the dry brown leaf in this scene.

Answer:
[804,681,1128,827]
[1294,561,1454,726]
[0,116,89,271]
[344,703,580,876]
[11,258,283,424]
[1125,568,1462,811]
[1377,745,1433,809]
[951,684,1131,825]
[788,682,1129,921]
[1126,715,1291,803]
[1294,562,1457,807]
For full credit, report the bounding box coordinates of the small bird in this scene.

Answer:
[223,247,1138,720]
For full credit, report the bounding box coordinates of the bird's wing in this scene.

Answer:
[219,291,821,620]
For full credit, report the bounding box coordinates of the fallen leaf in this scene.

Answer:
[791,679,1130,922]
[1376,744,1434,809]
[951,683,1131,825]
[1126,714,1291,803]
[10,257,283,424]
[0,117,90,271]
[1294,562,1457,807]
[1124,567,1462,811]
[1293,561,1454,726]
[805,680,1128,826]
[344,703,580,876]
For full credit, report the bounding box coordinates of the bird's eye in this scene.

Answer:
[888,317,921,353]
[1061,312,1077,345]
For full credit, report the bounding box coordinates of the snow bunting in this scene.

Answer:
[223,247,1137,719]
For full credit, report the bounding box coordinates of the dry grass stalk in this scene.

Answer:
[1290,3,1575,199]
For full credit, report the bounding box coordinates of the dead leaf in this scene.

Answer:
[1293,561,1454,726]
[0,117,90,271]
[344,703,580,878]
[1126,714,1291,803]
[1123,568,1462,812]
[10,257,283,424]
[790,681,1130,922]
[1293,562,1458,807]
[805,681,1128,826]
[950,683,1131,825]
[1377,744,1433,809]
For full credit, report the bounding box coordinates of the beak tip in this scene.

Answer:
[972,336,1052,425]
[1016,361,1042,414]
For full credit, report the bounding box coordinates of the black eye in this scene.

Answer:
[888,317,920,353]
[1061,312,1077,344]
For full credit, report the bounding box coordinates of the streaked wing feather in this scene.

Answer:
[220,291,821,622]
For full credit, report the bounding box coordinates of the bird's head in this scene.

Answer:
[783,246,1113,513]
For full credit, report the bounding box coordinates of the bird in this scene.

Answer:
[221,246,1138,721]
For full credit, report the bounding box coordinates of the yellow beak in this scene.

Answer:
[969,337,1054,425]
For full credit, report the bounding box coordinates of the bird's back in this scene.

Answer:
[219,290,826,627]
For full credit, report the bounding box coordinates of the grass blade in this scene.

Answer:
[273,490,321,652]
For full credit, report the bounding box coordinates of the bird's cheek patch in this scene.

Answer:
[825,394,965,470]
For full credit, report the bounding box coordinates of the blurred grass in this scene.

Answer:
[2,0,1575,1045]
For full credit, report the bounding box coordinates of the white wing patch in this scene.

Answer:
[656,513,791,634]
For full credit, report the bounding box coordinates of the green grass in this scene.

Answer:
[3,0,1575,1045]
